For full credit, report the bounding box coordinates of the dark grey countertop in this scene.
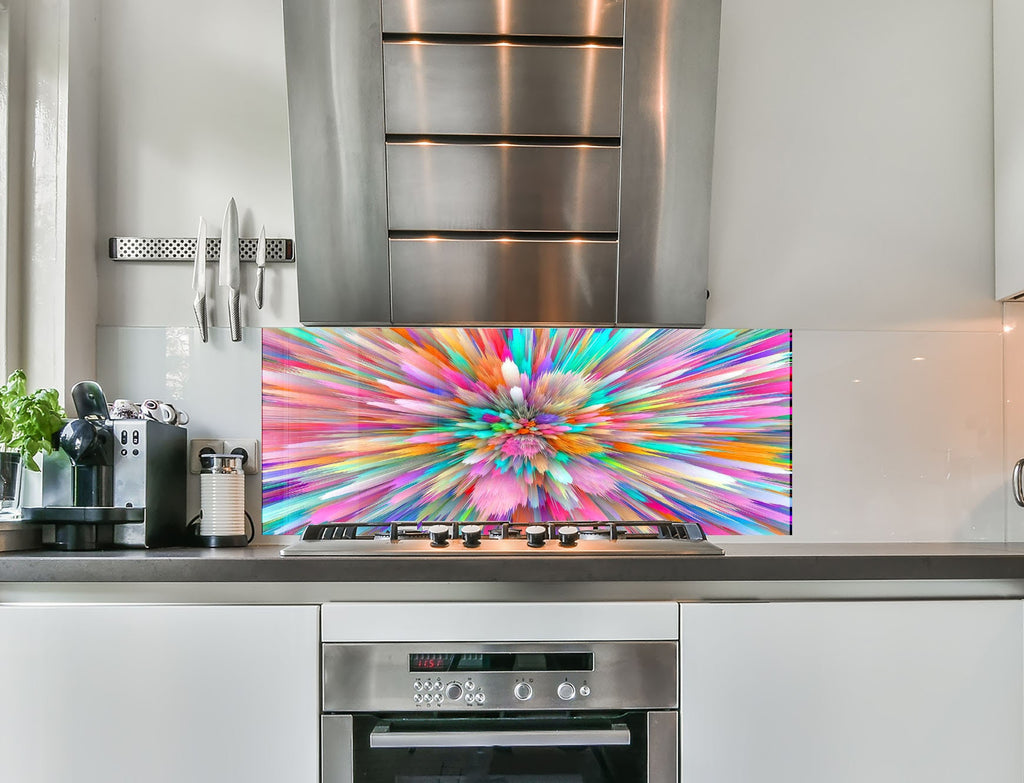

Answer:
[3,541,1024,583]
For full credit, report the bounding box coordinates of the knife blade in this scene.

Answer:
[219,197,241,342]
[192,217,209,342]
[254,224,266,310]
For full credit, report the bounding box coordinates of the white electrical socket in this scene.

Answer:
[188,439,224,474]
[223,438,261,475]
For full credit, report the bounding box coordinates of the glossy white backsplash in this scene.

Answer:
[793,331,1003,542]
[96,326,1006,543]
[1003,302,1024,540]
[96,327,266,539]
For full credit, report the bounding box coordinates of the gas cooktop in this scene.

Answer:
[280,521,723,557]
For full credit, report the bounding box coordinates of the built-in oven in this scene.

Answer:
[321,641,678,783]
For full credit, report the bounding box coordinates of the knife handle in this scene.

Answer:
[193,294,209,343]
[228,289,241,342]
[255,267,265,310]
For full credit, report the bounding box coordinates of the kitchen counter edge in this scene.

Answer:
[2,542,1024,584]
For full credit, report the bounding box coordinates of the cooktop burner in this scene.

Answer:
[279,520,724,556]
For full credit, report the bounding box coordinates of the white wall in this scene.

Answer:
[92,0,1005,542]
[96,0,296,328]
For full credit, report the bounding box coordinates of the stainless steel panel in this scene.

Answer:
[647,711,679,783]
[283,0,391,325]
[617,0,722,326]
[0,522,42,553]
[369,724,631,748]
[384,42,623,137]
[322,715,354,783]
[112,420,149,547]
[282,533,722,555]
[390,238,617,323]
[108,236,293,263]
[382,0,625,37]
[322,641,678,712]
[386,143,621,231]
[110,420,187,548]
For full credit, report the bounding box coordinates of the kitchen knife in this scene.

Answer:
[254,224,266,310]
[219,197,241,342]
[192,217,209,342]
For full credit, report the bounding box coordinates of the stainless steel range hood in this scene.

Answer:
[283,0,721,326]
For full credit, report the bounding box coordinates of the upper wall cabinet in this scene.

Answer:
[283,0,722,326]
[996,0,1024,300]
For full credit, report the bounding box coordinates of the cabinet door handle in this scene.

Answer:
[1013,459,1024,507]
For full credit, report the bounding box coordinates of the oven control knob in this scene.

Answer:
[428,524,450,547]
[557,525,579,547]
[445,682,464,701]
[579,685,591,697]
[461,524,483,548]
[557,682,576,701]
[525,525,547,548]
[514,682,533,701]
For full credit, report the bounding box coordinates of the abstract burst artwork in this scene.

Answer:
[262,328,792,535]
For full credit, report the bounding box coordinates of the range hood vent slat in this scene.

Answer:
[385,135,622,147]
[388,231,619,242]
[382,33,624,47]
[381,0,626,38]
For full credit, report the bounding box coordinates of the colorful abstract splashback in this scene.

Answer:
[262,328,792,535]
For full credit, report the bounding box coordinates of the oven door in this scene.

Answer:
[323,711,677,783]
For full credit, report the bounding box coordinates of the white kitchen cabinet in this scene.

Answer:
[996,0,1024,299]
[679,601,1023,783]
[0,604,319,783]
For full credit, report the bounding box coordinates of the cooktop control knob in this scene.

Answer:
[445,682,463,702]
[514,682,533,701]
[461,524,482,548]
[557,525,580,547]
[525,525,547,548]
[428,524,450,547]
[557,682,576,701]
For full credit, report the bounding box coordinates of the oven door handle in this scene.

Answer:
[369,723,632,749]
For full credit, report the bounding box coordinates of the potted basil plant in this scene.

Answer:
[0,370,65,516]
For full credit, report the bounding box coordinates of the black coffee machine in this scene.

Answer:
[23,381,187,550]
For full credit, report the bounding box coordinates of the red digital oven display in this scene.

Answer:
[410,654,456,672]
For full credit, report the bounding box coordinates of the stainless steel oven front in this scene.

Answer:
[321,641,678,783]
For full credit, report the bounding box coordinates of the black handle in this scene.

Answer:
[71,381,109,420]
